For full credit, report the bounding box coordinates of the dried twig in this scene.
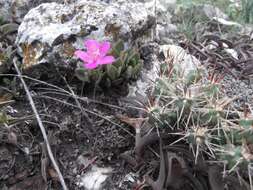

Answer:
[13,57,68,190]
[53,65,94,131]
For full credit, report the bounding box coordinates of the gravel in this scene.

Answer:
[222,74,253,110]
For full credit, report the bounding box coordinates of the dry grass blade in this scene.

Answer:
[52,63,94,131]
[35,94,134,136]
[13,57,68,190]
[145,140,166,190]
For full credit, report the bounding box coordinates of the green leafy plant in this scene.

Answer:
[75,40,142,88]
[0,16,4,25]
[176,0,253,24]
[241,0,253,23]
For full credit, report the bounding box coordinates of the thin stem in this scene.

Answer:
[13,58,68,190]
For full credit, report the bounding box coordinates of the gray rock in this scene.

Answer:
[157,0,176,13]
[157,23,177,44]
[15,0,155,69]
[127,43,160,105]
[222,75,253,110]
[100,0,177,43]
[108,0,175,25]
[143,0,177,43]
[160,44,202,78]
[0,0,67,23]
[127,43,204,101]
[201,4,228,20]
[12,0,35,23]
[0,0,12,22]
[240,24,253,38]
[76,155,112,190]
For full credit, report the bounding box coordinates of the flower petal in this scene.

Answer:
[85,40,100,53]
[84,62,98,69]
[97,56,115,65]
[74,50,93,63]
[99,41,110,56]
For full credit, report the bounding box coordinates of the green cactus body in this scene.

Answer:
[146,44,253,174]
[184,69,203,86]
[158,112,178,128]
[220,145,243,170]
[239,119,253,130]
[175,98,193,114]
[201,108,223,126]
[204,83,220,97]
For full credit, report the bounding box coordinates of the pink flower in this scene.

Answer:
[74,39,115,69]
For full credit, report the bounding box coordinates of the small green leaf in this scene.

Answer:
[126,66,133,79]
[107,65,118,80]
[90,70,102,81]
[117,66,122,77]
[111,40,124,57]
[115,40,124,51]
[0,23,19,35]
[111,77,123,86]
[0,112,8,124]
[0,16,4,25]
[239,119,253,130]
[120,51,128,66]
[132,63,142,78]
[185,69,201,86]
[0,53,7,62]
[127,50,140,66]
[113,59,122,67]
[95,72,104,85]
[105,78,111,87]
[75,68,90,82]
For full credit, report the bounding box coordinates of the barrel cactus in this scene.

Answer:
[142,49,253,175]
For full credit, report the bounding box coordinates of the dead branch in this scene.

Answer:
[13,57,68,190]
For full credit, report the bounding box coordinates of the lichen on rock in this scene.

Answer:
[15,0,155,71]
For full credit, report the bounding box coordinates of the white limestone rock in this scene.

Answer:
[78,166,112,190]
[157,23,178,44]
[201,4,229,20]
[15,0,155,69]
[127,43,160,98]
[0,0,66,23]
[160,44,202,78]
[126,43,205,109]
[76,155,112,190]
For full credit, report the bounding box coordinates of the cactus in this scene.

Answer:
[117,46,253,189]
[75,40,142,88]
[140,49,253,178]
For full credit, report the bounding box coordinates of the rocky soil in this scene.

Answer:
[0,0,253,190]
